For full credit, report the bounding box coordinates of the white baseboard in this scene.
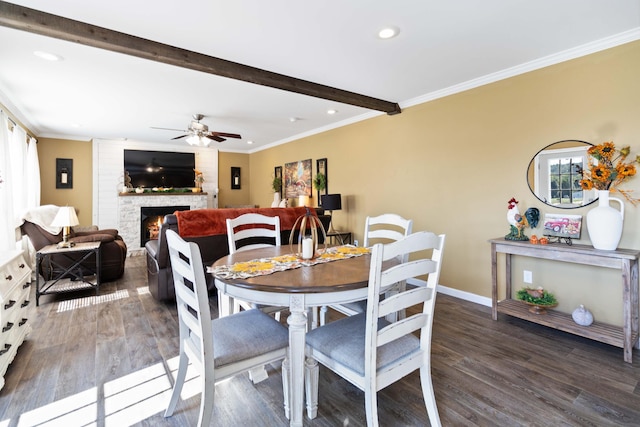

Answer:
[436,284,491,307]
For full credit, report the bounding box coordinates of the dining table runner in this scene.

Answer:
[208,245,370,279]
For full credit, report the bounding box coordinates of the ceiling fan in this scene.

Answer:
[151,114,241,146]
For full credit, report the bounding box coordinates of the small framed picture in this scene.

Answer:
[542,213,582,239]
[231,167,241,190]
[56,158,73,189]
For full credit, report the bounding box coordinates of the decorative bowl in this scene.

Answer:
[524,301,558,315]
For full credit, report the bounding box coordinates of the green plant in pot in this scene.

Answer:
[272,176,283,193]
[313,173,326,191]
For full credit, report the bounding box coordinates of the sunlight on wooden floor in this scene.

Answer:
[0,355,201,426]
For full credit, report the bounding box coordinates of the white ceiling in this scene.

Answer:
[1,0,639,153]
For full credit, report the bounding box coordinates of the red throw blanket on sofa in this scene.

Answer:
[175,207,314,237]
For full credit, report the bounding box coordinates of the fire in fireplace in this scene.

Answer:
[140,206,189,247]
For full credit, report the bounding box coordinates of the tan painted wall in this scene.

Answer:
[249,41,640,325]
[38,138,93,226]
[18,40,640,325]
[218,152,251,207]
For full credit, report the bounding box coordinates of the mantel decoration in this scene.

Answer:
[194,169,204,192]
[516,287,558,315]
[289,207,327,260]
[578,141,640,250]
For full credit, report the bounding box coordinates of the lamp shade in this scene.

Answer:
[321,194,342,211]
[51,206,80,228]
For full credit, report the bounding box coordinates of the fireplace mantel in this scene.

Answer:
[119,192,208,197]
[118,193,208,254]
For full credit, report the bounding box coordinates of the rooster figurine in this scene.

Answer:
[505,197,529,241]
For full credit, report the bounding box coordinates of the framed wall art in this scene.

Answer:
[56,158,73,189]
[284,159,312,198]
[315,158,328,204]
[231,167,241,190]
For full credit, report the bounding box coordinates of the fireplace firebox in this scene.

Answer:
[140,206,189,247]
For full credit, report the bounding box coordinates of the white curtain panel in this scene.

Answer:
[26,136,40,210]
[9,124,28,227]
[0,111,15,250]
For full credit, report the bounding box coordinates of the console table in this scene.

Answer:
[489,238,639,363]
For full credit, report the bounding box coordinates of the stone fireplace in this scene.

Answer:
[118,193,208,254]
[140,205,189,247]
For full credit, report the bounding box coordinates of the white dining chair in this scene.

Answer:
[163,230,289,426]
[321,213,413,324]
[305,231,445,427]
[223,213,287,320]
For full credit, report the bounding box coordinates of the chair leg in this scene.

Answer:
[282,358,290,419]
[420,365,441,427]
[304,357,319,419]
[164,352,188,418]
[197,367,216,427]
[363,387,379,427]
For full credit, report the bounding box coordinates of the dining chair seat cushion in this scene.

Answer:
[208,309,289,366]
[306,312,419,376]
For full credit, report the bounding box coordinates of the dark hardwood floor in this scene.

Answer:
[1,255,639,426]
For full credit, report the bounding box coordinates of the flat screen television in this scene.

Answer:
[124,149,196,188]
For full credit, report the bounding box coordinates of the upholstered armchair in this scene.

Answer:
[20,205,127,282]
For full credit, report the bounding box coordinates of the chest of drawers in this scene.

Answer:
[0,250,32,390]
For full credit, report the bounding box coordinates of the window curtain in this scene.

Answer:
[0,111,15,250]
[0,111,40,252]
[25,136,40,210]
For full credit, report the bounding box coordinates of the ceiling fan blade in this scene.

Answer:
[151,126,186,132]
[205,134,226,142]
[171,134,189,140]
[212,132,242,139]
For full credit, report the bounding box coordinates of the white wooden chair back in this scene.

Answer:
[165,229,214,426]
[226,213,281,253]
[225,213,285,321]
[366,231,445,372]
[164,229,290,426]
[363,213,413,247]
[305,231,445,426]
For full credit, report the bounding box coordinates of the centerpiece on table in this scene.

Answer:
[578,141,640,250]
[516,286,558,315]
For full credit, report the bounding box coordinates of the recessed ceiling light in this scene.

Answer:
[327,109,338,115]
[247,140,254,145]
[70,123,81,128]
[289,117,299,123]
[33,50,64,61]
[378,26,399,39]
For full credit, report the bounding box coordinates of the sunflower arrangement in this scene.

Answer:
[578,141,640,204]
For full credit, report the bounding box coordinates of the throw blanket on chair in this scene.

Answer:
[175,207,315,237]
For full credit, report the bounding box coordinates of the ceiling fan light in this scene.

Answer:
[186,135,199,145]
[201,136,211,147]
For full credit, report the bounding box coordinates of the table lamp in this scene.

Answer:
[321,194,342,234]
[51,206,79,248]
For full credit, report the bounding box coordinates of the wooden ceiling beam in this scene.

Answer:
[0,2,401,115]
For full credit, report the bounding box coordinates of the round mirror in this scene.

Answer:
[527,140,597,209]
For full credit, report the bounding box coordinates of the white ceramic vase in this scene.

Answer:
[271,192,281,207]
[586,190,624,250]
